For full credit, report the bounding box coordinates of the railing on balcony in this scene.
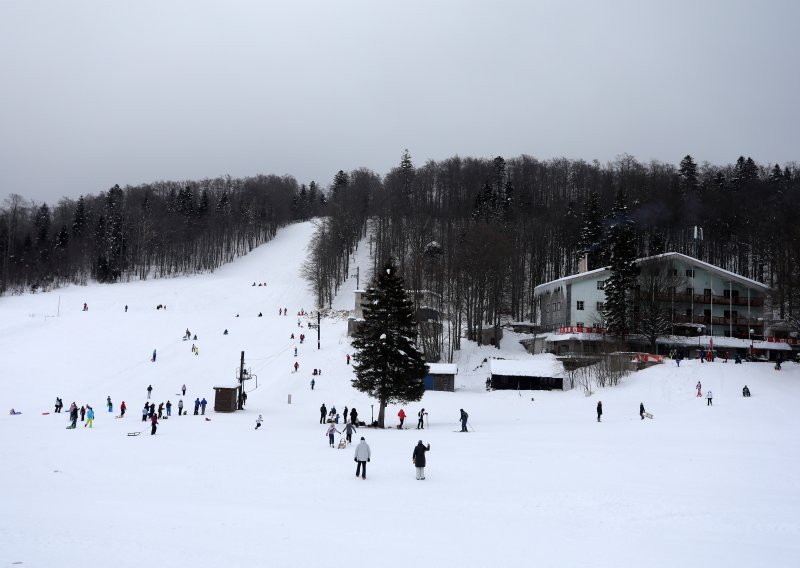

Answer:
[650,292,764,307]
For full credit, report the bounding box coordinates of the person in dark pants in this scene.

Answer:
[194,398,201,415]
[320,404,327,424]
[69,405,78,428]
[354,437,371,479]
[200,398,207,415]
[165,400,172,417]
[417,408,426,429]
[142,405,148,422]
[707,390,713,406]
[178,399,184,416]
[640,402,645,420]
[343,421,357,444]
[459,409,468,432]
[147,385,153,399]
[413,440,431,480]
[597,401,603,422]
[150,413,158,435]
[350,408,358,425]
[120,401,126,417]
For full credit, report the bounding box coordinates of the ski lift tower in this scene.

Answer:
[236,351,257,410]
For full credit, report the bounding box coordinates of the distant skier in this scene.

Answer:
[194,398,201,415]
[107,396,113,413]
[258,312,262,317]
[255,415,263,430]
[417,408,426,429]
[294,347,297,357]
[182,384,187,396]
[68,404,78,429]
[742,385,751,397]
[120,401,126,417]
[178,399,184,416]
[294,361,299,373]
[320,404,327,424]
[83,303,88,311]
[142,405,148,422]
[597,401,603,422]
[151,349,157,362]
[125,305,128,312]
[200,398,207,415]
[326,423,341,448]
[85,406,94,428]
[157,403,164,419]
[241,392,247,407]
[640,402,645,420]
[707,390,713,406]
[310,378,315,390]
[80,405,86,422]
[147,385,153,399]
[166,400,172,417]
[150,413,158,435]
[398,408,406,428]
[54,397,62,413]
[459,409,469,432]
[412,440,431,480]
[696,381,702,397]
[346,354,350,365]
[354,437,371,479]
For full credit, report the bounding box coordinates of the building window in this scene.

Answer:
[577,301,584,310]
[597,280,605,290]
[685,287,694,295]
[576,322,584,327]
[596,302,604,310]
[686,269,695,277]
[704,288,711,297]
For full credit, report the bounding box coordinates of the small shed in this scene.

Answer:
[213,384,240,412]
[489,356,567,391]
[424,363,457,392]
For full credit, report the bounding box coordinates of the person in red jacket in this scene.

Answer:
[398,408,406,428]
[150,413,159,435]
[120,401,126,417]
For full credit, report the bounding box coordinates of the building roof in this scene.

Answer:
[534,252,769,294]
[489,355,564,377]
[426,363,458,375]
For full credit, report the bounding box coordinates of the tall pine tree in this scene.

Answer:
[351,261,427,428]
[603,190,638,337]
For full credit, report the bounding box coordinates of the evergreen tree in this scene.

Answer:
[578,192,605,270]
[603,190,638,337]
[678,155,698,192]
[71,196,87,237]
[351,261,427,428]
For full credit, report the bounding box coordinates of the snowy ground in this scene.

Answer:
[2,220,799,568]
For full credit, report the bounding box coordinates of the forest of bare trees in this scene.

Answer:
[3,151,799,366]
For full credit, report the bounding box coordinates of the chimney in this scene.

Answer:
[578,254,588,273]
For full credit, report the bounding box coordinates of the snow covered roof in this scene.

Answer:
[656,336,792,351]
[489,356,564,377]
[426,363,458,375]
[547,332,605,343]
[213,384,241,389]
[534,251,769,294]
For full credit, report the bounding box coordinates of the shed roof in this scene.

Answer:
[426,363,458,375]
[213,384,241,389]
[489,356,564,377]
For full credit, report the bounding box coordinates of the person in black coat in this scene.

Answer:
[597,401,603,422]
[320,404,327,424]
[412,441,431,480]
[639,402,645,420]
[350,408,358,425]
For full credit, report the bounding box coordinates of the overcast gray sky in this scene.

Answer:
[1,0,797,205]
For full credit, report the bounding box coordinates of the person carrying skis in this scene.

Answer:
[326,423,341,448]
[412,440,431,480]
[178,399,184,416]
[255,415,263,430]
[150,413,158,435]
[107,396,113,413]
[85,406,94,428]
[194,398,201,415]
[120,401,126,417]
[320,404,327,424]
[459,409,469,432]
[417,408,426,429]
[354,437,371,479]
[398,408,406,428]
[342,421,357,444]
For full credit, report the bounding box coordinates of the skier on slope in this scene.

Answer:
[417,408,426,429]
[459,409,469,432]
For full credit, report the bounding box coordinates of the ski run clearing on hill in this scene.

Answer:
[2,221,799,568]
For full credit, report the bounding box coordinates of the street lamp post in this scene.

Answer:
[749,328,754,359]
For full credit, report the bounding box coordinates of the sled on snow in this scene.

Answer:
[643,412,654,419]
[127,431,141,436]
[337,436,347,449]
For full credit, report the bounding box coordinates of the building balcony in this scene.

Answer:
[655,292,764,307]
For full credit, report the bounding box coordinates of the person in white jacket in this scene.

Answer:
[707,390,713,406]
[354,437,371,479]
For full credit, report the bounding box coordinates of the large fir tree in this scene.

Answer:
[351,261,427,428]
[578,192,606,270]
[603,190,638,337]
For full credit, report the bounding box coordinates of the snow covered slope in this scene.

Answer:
[1,220,799,568]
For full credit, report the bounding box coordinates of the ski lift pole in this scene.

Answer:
[317,310,321,350]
